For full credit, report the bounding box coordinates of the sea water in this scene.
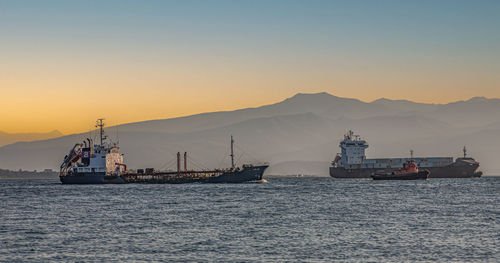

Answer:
[0,177,498,262]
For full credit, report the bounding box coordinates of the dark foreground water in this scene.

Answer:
[0,177,498,262]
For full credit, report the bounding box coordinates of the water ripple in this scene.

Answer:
[0,178,499,262]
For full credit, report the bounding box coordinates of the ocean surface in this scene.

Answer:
[0,177,498,262]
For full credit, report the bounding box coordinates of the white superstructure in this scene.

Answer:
[60,119,125,177]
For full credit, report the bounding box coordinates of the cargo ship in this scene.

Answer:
[60,119,267,184]
[330,131,482,179]
[122,136,268,184]
[59,119,126,184]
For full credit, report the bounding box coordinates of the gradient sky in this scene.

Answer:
[1,0,499,134]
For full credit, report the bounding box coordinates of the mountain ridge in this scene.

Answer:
[0,130,63,147]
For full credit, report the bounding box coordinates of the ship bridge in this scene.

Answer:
[337,130,369,167]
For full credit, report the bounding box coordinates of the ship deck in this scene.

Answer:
[122,170,226,183]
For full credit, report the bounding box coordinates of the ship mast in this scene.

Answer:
[230,135,235,169]
[95,118,107,146]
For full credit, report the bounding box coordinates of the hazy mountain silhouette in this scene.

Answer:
[1,93,499,175]
[0,130,63,147]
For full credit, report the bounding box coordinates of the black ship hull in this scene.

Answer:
[371,170,430,180]
[60,173,126,184]
[122,165,268,184]
[330,161,481,179]
[201,165,268,183]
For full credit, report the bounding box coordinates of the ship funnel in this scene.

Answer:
[184,152,187,171]
[87,138,92,153]
[177,152,181,173]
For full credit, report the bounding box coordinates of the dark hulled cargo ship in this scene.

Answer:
[60,119,267,184]
[330,131,482,179]
[122,164,268,184]
[123,136,268,184]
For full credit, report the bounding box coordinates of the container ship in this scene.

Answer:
[330,131,482,179]
[59,119,267,184]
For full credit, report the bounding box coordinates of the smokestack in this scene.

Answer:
[184,152,187,171]
[87,138,93,153]
[177,152,181,173]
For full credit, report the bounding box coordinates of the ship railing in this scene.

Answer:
[243,162,270,167]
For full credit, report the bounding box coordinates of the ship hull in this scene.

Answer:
[371,170,429,180]
[121,165,268,184]
[60,173,126,184]
[202,165,268,183]
[330,163,481,179]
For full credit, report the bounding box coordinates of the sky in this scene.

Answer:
[1,0,499,134]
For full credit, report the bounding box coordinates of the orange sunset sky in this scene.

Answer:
[1,1,499,134]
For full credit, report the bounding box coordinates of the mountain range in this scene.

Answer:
[1,92,499,175]
[0,130,63,147]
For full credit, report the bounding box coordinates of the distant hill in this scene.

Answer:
[1,93,499,175]
[0,130,63,147]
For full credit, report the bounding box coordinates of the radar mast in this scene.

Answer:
[95,118,107,146]
[230,135,235,169]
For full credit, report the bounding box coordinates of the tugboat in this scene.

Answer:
[59,119,126,184]
[371,155,430,180]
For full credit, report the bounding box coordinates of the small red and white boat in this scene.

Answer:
[371,159,430,180]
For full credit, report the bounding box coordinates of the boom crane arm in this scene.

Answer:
[60,143,83,170]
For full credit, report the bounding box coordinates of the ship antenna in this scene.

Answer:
[463,146,467,158]
[410,149,414,159]
[230,135,235,169]
[95,118,107,146]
